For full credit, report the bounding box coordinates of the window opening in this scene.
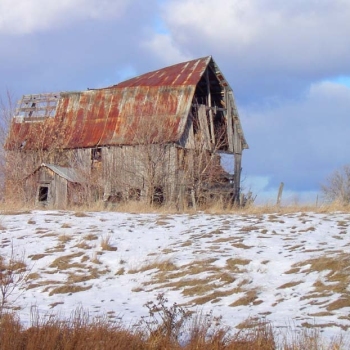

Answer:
[91,147,102,162]
[14,93,60,122]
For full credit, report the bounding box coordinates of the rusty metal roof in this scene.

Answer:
[6,84,196,150]
[5,56,245,150]
[108,56,211,88]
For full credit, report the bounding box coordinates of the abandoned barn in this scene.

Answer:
[5,56,248,208]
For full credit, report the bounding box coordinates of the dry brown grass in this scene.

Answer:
[230,289,261,307]
[3,196,350,215]
[49,252,85,270]
[73,211,91,217]
[116,267,125,275]
[326,298,350,311]
[90,251,102,264]
[293,253,350,312]
[74,240,92,249]
[129,258,177,275]
[2,197,350,217]
[28,253,50,261]
[100,234,118,251]
[190,287,240,305]
[277,281,303,289]
[226,258,251,272]
[58,234,72,243]
[0,209,32,215]
[0,300,348,349]
[84,233,99,241]
[294,253,350,279]
[60,223,71,228]
[48,284,92,296]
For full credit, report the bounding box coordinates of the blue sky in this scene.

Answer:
[1,0,350,204]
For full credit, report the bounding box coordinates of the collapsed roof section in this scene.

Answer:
[14,93,60,122]
[5,56,248,152]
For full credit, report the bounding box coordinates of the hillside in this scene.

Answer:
[1,209,350,341]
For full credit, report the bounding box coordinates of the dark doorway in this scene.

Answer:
[38,186,49,202]
[152,186,164,205]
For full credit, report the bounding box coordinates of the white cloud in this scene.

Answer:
[0,0,133,34]
[308,80,350,100]
[151,0,350,78]
[142,33,190,66]
[242,81,350,195]
[164,0,260,46]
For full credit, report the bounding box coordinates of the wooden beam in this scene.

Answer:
[225,89,234,152]
[197,105,211,150]
[206,69,215,146]
[233,153,242,205]
[191,104,226,112]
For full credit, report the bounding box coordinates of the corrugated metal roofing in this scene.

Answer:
[5,56,246,150]
[7,84,196,149]
[41,163,81,183]
[109,56,211,88]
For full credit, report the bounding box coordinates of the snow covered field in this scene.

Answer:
[1,209,350,340]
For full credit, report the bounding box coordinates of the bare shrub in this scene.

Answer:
[0,91,17,200]
[141,293,191,347]
[321,164,350,205]
[0,246,29,316]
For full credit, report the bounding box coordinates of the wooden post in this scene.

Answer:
[206,69,215,146]
[232,113,242,206]
[191,187,197,211]
[178,184,184,211]
[233,153,242,206]
[276,182,284,206]
[226,90,234,152]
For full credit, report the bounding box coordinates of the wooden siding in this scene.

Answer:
[101,144,177,203]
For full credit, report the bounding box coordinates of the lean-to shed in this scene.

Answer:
[5,56,248,208]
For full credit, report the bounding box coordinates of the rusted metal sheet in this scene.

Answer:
[5,56,233,151]
[112,56,211,88]
[6,85,196,150]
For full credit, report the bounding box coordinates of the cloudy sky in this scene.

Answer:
[1,0,350,204]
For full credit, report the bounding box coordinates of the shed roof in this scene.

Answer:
[6,56,246,150]
[39,163,81,183]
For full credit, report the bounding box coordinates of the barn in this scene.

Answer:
[5,56,248,209]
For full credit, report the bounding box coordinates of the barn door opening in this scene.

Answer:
[38,185,49,202]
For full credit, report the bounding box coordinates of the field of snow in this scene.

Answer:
[1,209,350,340]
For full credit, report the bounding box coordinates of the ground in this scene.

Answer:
[1,209,350,341]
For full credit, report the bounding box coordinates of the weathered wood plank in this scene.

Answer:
[225,89,234,152]
[197,105,211,150]
[206,69,215,146]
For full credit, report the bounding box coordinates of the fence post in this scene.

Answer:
[276,182,284,206]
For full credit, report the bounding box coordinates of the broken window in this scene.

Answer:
[91,147,102,162]
[14,93,60,122]
[38,186,49,202]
